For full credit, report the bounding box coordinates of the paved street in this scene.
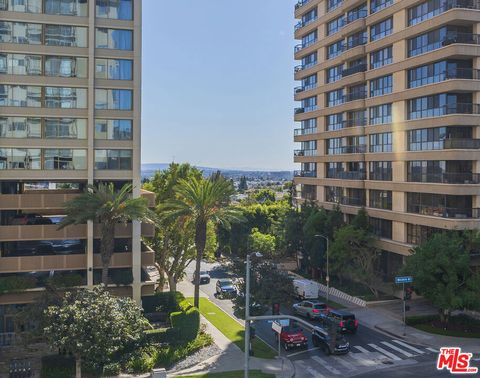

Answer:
[184,261,449,378]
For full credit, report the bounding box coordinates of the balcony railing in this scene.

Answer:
[295,0,311,9]
[340,196,365,206]
[408,172,480,184]
[294,61,318,73]
[294,83,317,94]
[343,118,367,128]
[294,149,318,157]
[446,0,480,11]
[407,205,480,219]
[327,171,366,180]
[345,91,367,102]
[443,31,480,46]
[444,103,480,115]
[345,10,368,24]
[294,127,318,136]
[294,170,317,177]
[344,36,368,51]
[445,67,480,80]
[295,16,318,30]
[329,145,367,154]
[443,138,480,149]
[342,63,367,77]
[295,39,317,52]
[295,105,317,114]
[369,170,393,181]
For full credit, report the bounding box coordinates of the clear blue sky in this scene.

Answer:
[141,0,297,171]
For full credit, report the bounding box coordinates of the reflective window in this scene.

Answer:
[45,56,88,78]
[45,87,87,108]
[1,0,42,12]
[0,117,41,138]
[369,132,392,152]
[370,46,392,69]
[370,0,393,14]
[0,85,41,107]
[44,149,87,170]
[7,22,42,44]
[95,119,132,140]
[45,0,88,16]
[96,0,133,20]
[0,148,41,169]
[408,0,447,26]
[326,113,344,131]
[95,59,132,80]
[94,149,132,170]
[301,52,317,69]
[370,75,392,97]
[95,89,132,110]
[369,190,392,210]
[95,28,133,50]
[370,18,393,42]
[369,161,392,181]
[407,93,473,119]
[327,16,344,36]
[327,89,344,107]
[0,54,42,75]
[327,40,344,59]
[45,25,87,47]
[327,64,343,83]
[369,103,392,125]
[327,0,342,11]
[45,118,87,139]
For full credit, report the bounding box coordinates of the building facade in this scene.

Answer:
[0,0,155,342]
[293,0,480,277]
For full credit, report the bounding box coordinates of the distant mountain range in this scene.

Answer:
[141,163,293,181]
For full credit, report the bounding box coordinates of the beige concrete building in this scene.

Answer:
[0,0,155,342]
[293,0,480,278]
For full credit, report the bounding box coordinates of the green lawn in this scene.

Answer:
[186,297,276,359]
[176,370,274,378]
[317,295,346,310]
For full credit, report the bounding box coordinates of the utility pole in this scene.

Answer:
[315,234,329,305]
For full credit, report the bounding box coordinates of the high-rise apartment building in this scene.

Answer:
[0,0,155,343]
[294,0,480,278]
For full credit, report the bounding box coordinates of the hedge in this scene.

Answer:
[142,291,185,314]
[406,314,438,326]
[0,275,37,294]
[170,300,200,344]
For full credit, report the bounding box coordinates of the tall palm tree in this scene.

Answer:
[58,183,157,285]
[159,176,243,308]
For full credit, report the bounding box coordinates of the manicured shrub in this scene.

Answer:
[40,355,74,378]
[142,291,183,314]
[0,276,37,294]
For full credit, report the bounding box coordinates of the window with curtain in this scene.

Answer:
[96,0,133,20]
[95,59,132,80]
[95,28,133,50]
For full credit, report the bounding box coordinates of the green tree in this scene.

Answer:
[238,176,248,192]
[160,175,244,308]
[249,228,276,258]
[43,287,149,378]
[58,183,157,285]
[403,232,480,326]
[253,189,276,204]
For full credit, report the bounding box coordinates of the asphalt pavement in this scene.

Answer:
[185,261,453,378]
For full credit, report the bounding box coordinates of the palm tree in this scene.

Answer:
[58,183,157,285]
[159,176,243,308]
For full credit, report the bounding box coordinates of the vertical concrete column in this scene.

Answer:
[317,69,325,86]
[392,221,406,243]
[392,40,406,63]
[318,115,326,133]
[131,0,143,304]
[317,25,325,41]
[318,138,326,157]
[392,191,405,212]
[86,0,96,287]
[318,0,326,18]
[318,161,325,179]
[317,185,325,202]
[393,8,406,34]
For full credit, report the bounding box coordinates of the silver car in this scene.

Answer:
[293,300,328,320]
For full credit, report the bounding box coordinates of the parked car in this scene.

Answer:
[293,279,319,299]
[320,309,358,334]
[312,326,350,355]
[292,300,329,320]
[272,319,308,351]
[193,270,211,284]
[215,279,237,298]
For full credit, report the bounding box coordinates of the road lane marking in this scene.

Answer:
[368,343,402,361]
[353,345,370,353]
[380,341,414,357]
[332,355,356,370]
[287,347,320,357]
[391,340,425,354]
[311,355,341,375]
[349,352,378,366]
[296,360,326,378]
[426,347,438,353]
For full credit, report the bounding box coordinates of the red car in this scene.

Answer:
[272,319,308,351]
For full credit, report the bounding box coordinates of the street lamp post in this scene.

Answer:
[315,234,329,306]
[244,252,262,378]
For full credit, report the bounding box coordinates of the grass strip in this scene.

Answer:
[175,370,274,378]
[186,297,276,359]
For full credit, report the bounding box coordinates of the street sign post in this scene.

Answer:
[272,321,282,358]
[395,276,414,336]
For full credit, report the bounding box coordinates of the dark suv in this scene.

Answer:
[321,309,358,334]
[312,326,350,355]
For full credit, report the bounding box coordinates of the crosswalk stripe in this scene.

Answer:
[426,347,438,353]
[368,343,402,360]
[391,340,425,354]
[349,352,378,366]
[353,345,371,353]
[297,360,326,378]
[312,355,341,375]
[332,355,356,370]
[380,341,414,357]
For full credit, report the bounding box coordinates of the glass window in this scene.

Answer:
[408,0,447,26]
[0,117,41,138]
[327,40,344,59]
[44,87,87,109]
[369,190,392,210]
[370,0,393,14]
[44,149,87,170]
[326,113,344,131]
[96,0,133,20]
[45,0,88,16]
[327,89,344,107]
[301,52,317,69]
[346,30,367,49]
[12,22,42,44]
[369,103,392,125]
[369,161,392,181]
[95,59,132,80]
[369,132,392,152]
[407,224,442,244]
[95,149,132,170]
[95,119,132,140]
[370,18,393,42]
[327,0,342,11]
[0,85,41,107]
[327,16,344,36]
[0,148,41,169]
[45,25,88,47]
[8,54,42,75]
[370,46,392,69]
[369,217,392,239]
[44,118,87,139]
[408,27,447,57]
[96,28,133,50]
[95,89,133,110]
[45,56,88,78]
[327,64,343,83]
[3,0,42,12]
[370,75,392,97]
